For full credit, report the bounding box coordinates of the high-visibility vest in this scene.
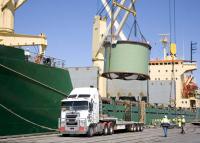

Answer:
[182,118,186,123]
[161,118,170,124]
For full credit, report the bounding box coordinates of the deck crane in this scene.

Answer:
[92,0,138,97]
[0,0,47,59]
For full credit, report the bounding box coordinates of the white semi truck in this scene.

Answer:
[58,87,144,137]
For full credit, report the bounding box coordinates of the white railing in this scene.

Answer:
[26,52,65,68]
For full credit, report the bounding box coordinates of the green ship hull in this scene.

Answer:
[0,46,73,136]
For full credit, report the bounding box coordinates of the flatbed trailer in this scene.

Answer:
[58,87,144,137]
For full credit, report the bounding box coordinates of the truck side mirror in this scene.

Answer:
[89,103,93,112]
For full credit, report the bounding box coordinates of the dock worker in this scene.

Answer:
[180,115,186,134]
[161,115,170,137]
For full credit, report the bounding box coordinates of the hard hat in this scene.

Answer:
[164,115,167,118]
[182,115,184,118]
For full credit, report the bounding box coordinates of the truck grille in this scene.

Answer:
[66,121,78,125]
[66,114,77,118]
[66,114,78,126]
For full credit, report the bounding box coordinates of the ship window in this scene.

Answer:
[176,78,178,80]
[158,70,160,72]
[185,101,187,104]
[78,94,90,98]
[175,62,178,64]
[164,63,167,65]
[68,94,77,98]
[160,63,163,65]
[171,70,174,72]
[166,70,168,72]
[155,78,157,80]
[166,78,168,80]
[156,63,158,65]
[158,78,160,80]
[182,101,184,104]
[176,69,178,72]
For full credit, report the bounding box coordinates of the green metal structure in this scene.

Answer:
[102,103,199,125]
[102,41,151,80]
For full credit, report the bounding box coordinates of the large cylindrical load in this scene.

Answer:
[102,41,151,80]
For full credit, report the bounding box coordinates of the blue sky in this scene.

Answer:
[15,0,199,84]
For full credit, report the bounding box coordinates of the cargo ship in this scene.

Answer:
[0,0,199,137]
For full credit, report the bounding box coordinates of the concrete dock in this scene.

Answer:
[0,124,199,143]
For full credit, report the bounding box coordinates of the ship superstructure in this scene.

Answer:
[149,35,199,109]
[149,59,198,108]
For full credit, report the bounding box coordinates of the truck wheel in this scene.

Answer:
[136,125,140,132]
[133,125,137,132]
[103,125,108,135]
[87,126,93,137]
[140,125,143,132]
[129,125,134,132]
[108,125,114,135]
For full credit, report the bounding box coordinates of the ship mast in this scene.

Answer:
[0,0,47,56]
[160,34,169,60]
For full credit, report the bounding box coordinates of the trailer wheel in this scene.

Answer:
[129,125,134,132]
[140,125,143,132]
[108,125,114,135]
[103,124,108,135]
[87,126,93,137]
[133,125,137,132]
[136,125,140,132]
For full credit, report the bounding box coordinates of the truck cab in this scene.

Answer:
[59,87,100,135]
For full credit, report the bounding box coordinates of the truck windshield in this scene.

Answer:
[61,101,88,110]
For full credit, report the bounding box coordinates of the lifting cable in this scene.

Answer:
[127,2,147,43]
[127,17,147,43]
[96,0,112,15]
[169,0,177,107]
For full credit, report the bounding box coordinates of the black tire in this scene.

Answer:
[133,125,137,132]
[129,125,134,132]
[61,134,68,137]
[140,125,143,132]
[136,125,140,132]
[103,125,108,135]
[87,126,93,137]
[108,125,114,135]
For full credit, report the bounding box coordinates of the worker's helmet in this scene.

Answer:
[182,115,185,118]
[164,115,167,118]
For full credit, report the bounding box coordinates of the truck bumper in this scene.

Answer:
[59,126,88,135]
